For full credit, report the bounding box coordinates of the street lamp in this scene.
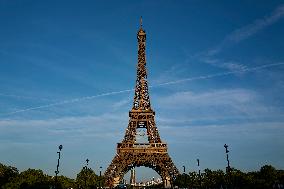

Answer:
[182,166,186,188]
[224,144,231,188]
[197,159,201,189]
[224,144,230,173]
[99,166,102,188]
[54,145,63,189]
[84,158,89,188]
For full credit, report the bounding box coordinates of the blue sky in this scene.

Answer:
[1,0,284,182]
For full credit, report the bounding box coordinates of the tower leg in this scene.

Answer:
[113,176,120,187]
[164,176,172,188]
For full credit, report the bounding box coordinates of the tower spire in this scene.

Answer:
[140,16,143,29]
[133,17,150,110]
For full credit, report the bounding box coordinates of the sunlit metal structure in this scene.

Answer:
[130,168,136,186]
[104,18,179,188]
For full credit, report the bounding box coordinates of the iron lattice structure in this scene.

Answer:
[104,19,179,188]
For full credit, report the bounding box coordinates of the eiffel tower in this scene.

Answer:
[104,18,179,188]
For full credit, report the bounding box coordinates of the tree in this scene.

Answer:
[276,170,284,188]
[0,163,19,188]
[230,168,248,189]
[259,165,277,188]
[76,167,98,189]
[173,173,190,188]
[2,168,50,189]
[188,171,199,188]
[213,169,226,188]
[56,175,76,189]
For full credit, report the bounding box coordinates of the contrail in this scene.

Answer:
[1,89,134,116]
[152,62,284,87]
[1,62,283,116]
[0,93,54,102]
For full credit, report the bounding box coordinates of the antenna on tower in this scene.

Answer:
[140,16,143,28]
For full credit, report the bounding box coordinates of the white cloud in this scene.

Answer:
[0,93,54,102]
[227,4,284,43]
[160,121,284,142]
[151,64,186,85]
[197,4,284,72]
[0,89,133,116]
[156,88,255,108]
[208,4,284,56]
[160,120,284,170]
[199,56,248,73]
[0,113,128,144]
[111,98,132,110]
[154,88,284,125]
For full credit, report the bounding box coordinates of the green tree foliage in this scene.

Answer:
[259,165,277,187]
[173,165,284,189]
[188,171,200,188]
[76,167,98,189]
[0,163,19,188]
[278,170,284,186]
[244,165,279,189]
[1,167,75,189]
[203,168,227,188]
[173,173,191,188]
[2,169,50,189]
[55,175,76,189]
[1,162,284,189]
[229,168,248,188]
[96,175,105,188]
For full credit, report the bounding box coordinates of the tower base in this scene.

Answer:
[104,144,179,188]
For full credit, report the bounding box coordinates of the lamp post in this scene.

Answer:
[84,159,89,188]
[224,144,231,188]
[197,159,201,189]
[224,144,230,173]
[86,158,89,167]
[54,145,63,189]
[182,166,186,188]
[99,166,102,188]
